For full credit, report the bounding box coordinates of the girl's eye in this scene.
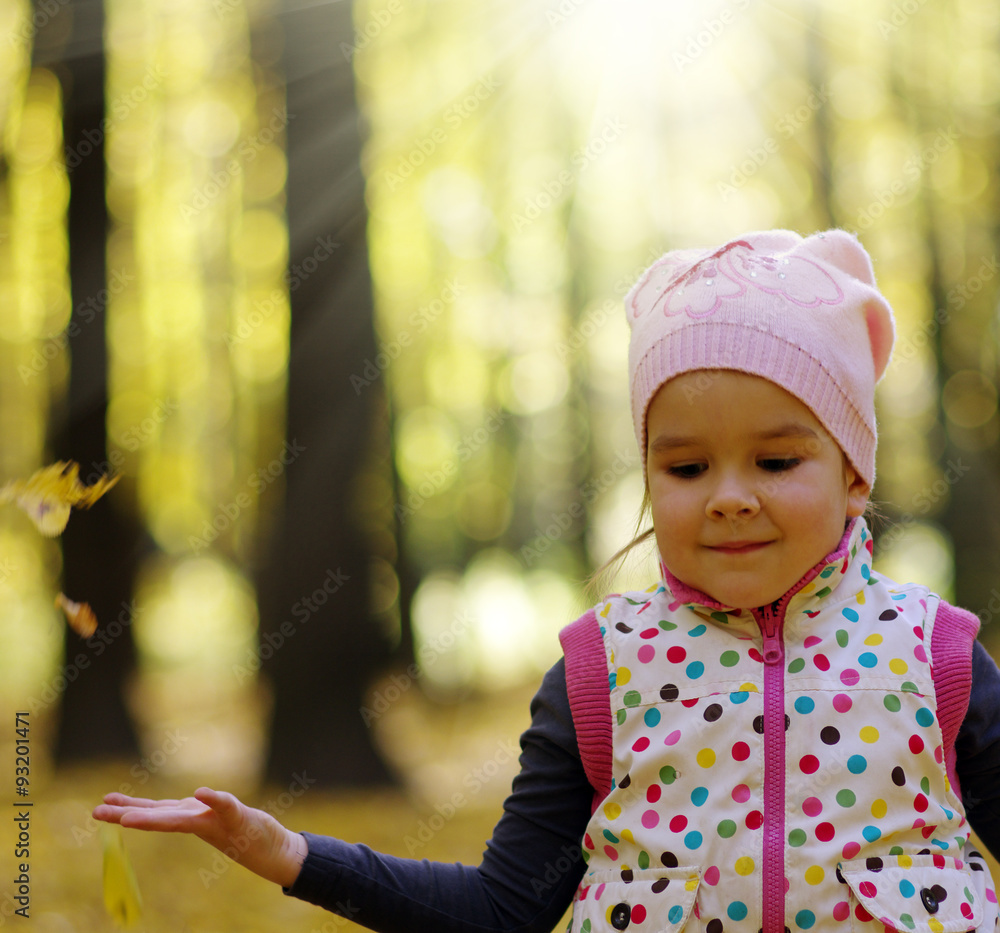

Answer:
[758,458,800,473]
[667,463,706,479]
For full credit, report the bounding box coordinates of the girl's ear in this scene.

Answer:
[845,466,870,519]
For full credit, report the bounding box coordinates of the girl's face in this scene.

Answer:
[645,371,869,609]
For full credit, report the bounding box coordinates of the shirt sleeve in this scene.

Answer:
[956,639,1000,857]
[284,657,593,933]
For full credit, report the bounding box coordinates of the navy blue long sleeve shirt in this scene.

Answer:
[286,642,1000,933]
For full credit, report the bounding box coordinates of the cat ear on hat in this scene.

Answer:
[863,297,895,382]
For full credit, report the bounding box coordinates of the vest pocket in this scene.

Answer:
[838,854,988,933]
[570,866,701,933]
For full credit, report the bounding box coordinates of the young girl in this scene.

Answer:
[95,229,1000,933]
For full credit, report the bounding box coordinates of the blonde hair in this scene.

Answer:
[585,486,656,599]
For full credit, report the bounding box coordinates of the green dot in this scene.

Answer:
[658,619,678,631]
[883,695,901,712]
[720,650,740,667]
[788,658,806,673]
[815,586,832,599]
[582,920,592,933]
[788,828,807,847]
[899,914,914,930]
[836,629,849,648]
[920,776,931,794]
[718,819,737,838]
[901,681,918,693]
[836,789,856,807]
[711,611,731,625]
[638,850,650,870]
[660,765,677,785]
[616,709,627,725]
[623,690,642,707]
[889,846,903,855]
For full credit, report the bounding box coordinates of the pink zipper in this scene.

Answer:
[754,601,786,933]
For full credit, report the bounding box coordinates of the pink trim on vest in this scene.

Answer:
[558,609,613,812]
[932,600,980,799]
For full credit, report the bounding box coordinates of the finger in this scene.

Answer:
[92,804,124,824]
[194,787,241,821]
[117,806,205,834]
[102,793,183,808]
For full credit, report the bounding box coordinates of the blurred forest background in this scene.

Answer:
[3,0,1000,928]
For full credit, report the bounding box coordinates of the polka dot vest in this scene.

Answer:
[568,519,998,933]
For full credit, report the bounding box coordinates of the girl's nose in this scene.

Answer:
[706,473,761,524]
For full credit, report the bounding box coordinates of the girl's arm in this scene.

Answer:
[93,786,308,888]
[93,658,595,933]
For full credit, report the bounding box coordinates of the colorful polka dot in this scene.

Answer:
[697,748,716,768]
[735,856,755,875]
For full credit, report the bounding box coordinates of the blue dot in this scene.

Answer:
[796,910,816,929]
[942,808,953,821]
[669,905,684,924]
[689,624,707,637]
[686,661,705,679]
[728,902,748,921]
[684,831,703,849]
[609,672,617,689]
[858,652,878,668]
[861,564,871,580]
[794,696,815,714]
[899,880,915,898]
[915,708,935,727]
[862,825,881,842]
[730,691,749,704]
[931,839,949,850]
[848,755,868,774]
[603,829,619,843]
[644,708,661,728]
[691,786,709,807]
[842,608,859,622]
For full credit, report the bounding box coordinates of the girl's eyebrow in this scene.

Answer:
[648,422,819,453]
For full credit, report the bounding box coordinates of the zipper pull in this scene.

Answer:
[762,631,784,665]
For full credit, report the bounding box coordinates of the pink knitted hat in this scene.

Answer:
[626,229,895,487]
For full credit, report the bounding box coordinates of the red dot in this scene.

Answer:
[934,745,944,763]
[681,698,699,708]
[813,654,831,671]
[647,784,661,803]
[669,814,688,833]
[640,628,659,639]
[803,635,822,648]
[632,905,647,924]
[908,735,924,754]
[632,737,650,752]
[667,646,686,663]
[933,854,946,868]
[962,903,974,919]
[855,905,873,923]
[816,822,835,841]
[913,793,928,812]
[842,841,861,860]
[604,845,618,860]
[800,755,820,774]
[732,741,750,761]
[584,833,594,850]
[748,648,763,663]
[746,810,763,830]
[913,625,924,641]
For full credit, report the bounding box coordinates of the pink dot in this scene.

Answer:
[637,644,655,663]
[704,866,720,886]
[664,730,681,746]
[641,810,659,829]
[803,797,822,817]
[632,737,650,752]
[732,784,751,803]
[595,883,605,900]
[842,841,861,860]
[732,741,750,761]
[667,646,686,663]
[914,644,927,663]
[934,745,944,763]
[833,902,850,922]
[669,814,688,833]
[813,653,831,671]
[816,822,835,841]
[746,810,763,830]
[604,845,618,860]
[833,694,853,713]
[912,625,924,641]
[840,669,860,686]
[803,635,822,648]
[640,628,659,639]
[647,784,661,803]
[800,755,819,774]
[632,905,647,924]
[962,903,974,920]
[908,734,924,754]
[859,881,878,898]
[987,888,997,904]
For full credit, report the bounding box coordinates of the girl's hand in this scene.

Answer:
[92,787,308,889]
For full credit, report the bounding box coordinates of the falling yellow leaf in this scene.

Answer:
[101,824,142,927]
[55,593,98,638]
[0,461,119,536]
